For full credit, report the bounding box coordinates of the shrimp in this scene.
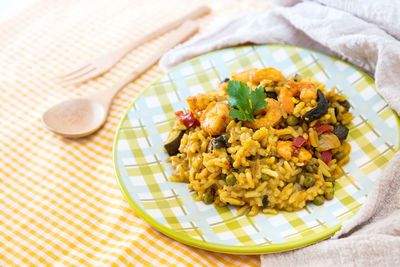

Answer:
[297,147,312,163]
[277,141,293,160]
[279,82,317,114]
[200,102,231,136]
[186,93,210,118]
[278,141,311,161]
[250,67,286,84]
[231,68,257,84]
[244,98,283,129]
[231,67,286,84]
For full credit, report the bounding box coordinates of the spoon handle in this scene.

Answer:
[94,20,199,107]
[116,6,209,59]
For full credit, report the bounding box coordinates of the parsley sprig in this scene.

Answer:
[227,80,267,122]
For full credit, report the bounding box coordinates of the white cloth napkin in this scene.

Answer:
[159,1,400,265]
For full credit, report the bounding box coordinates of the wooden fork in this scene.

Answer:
[57,5,210,85]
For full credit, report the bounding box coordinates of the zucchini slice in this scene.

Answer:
[164,129,185,156]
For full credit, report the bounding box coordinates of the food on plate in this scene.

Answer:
[164,67,354,216]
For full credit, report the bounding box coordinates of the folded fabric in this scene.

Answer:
[159,1,400,265]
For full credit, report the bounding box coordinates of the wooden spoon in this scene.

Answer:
[43,20,198,138]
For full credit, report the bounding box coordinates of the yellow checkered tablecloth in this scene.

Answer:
[0,0,273,265]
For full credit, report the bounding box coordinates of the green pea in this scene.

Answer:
[306,163,318,173]
[202,191,214,204]
[303,175,316,188]
[324,177,335,185]
[289,175,298,184]
[261,174,271,182]
[313,195,325,206]
[226,174,237,186]
[334,151,346,161]
[324,188,334,200]
[286,115,299,126]
[220,173,227,180]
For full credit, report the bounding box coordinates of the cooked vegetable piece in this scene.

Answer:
[306,163,318,173]
[313,124,333,135]
[321,150,332,165]
[293,136,307,148]
[338,100,351,111]
[209,134,229,152]
[333,125,349,140]
[261,174,271,181]
[289,175,298,183]
[216,134,228,146]
[164,130,185,156]
[324,176,336,185]
[226,174,237,186]
[313,195,324,205]
[202,189,215,204]
[324,188,334,200]
[265,91,278,100]
[286,115,298,126]
[223,78,230,83]
[304,175,316,188]
[302,89,329,122]
[175,111,200,128]
[262,195,269,207]
[316,133,341,151]
[334,151,346,160]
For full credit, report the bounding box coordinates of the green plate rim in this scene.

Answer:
[112,44,400,254]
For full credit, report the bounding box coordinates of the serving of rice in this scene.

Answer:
[165,67,354,216]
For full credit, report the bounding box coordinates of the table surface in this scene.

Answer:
[0,0,272,266]
[0,0,37,22]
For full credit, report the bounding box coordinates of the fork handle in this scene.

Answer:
[112,5,210,64]
[94,20,199,107]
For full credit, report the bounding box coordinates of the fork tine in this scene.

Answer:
[59,67,97,84]
[60,67,98,86]
[57,62,92,78]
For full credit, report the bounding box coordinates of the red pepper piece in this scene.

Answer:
[293,136,306,148]
[175,111,199,128]
[313,124,333,135]
[174,110,184,118]
[321,150,332,165]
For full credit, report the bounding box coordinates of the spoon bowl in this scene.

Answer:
[42,98,107,138]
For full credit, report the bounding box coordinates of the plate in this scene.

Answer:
[113,44,399,254]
